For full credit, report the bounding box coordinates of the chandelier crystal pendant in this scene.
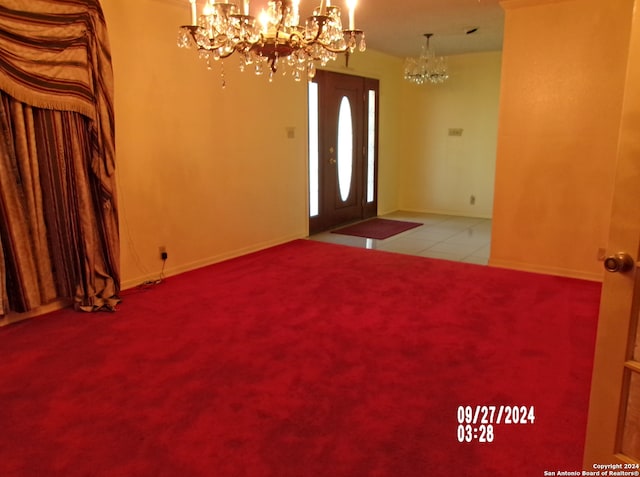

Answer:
[177,0,366,84]
[404,33,448,85]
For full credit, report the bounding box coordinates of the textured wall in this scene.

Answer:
[490,0,634,280]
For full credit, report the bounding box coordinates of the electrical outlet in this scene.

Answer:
[470,195,476,205]
[159,246,168,261]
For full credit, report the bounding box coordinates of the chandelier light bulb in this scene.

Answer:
[346,0,356,30]
[190,0,197,25]
[291,0,301,25]
[259,9,269,33]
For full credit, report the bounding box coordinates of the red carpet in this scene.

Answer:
[0,240,601,477]
[332,218,422,239]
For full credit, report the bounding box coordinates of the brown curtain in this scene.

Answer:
[0,0,119,316]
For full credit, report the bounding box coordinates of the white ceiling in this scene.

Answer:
[353,0,504,58]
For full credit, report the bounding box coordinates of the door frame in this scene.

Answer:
[307,69,379,235]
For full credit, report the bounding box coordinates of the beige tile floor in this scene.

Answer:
[308,211,492,265]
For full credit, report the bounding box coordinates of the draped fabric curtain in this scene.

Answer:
[0,0,119,316]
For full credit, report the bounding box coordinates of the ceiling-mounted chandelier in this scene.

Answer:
[404,33,448,85]
[177,0,366,84]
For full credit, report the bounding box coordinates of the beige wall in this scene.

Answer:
[398,51,502,218]
[101,0,404,288]
[491,0,634,280]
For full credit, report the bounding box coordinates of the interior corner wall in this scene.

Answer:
[397,51,502,219]
[491,0,633,281]
[101,0,405,288]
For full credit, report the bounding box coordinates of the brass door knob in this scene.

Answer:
[604,252,635,273]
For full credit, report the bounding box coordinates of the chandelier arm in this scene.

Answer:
[319,43,348,54]
[186,25,229,51]
[318,29,363,53]
[289,29,304,47]
[306,15,329,43]
[193,44,236,60]
[201,39,229,51]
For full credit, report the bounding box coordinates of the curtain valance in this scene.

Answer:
[0,0,115,177]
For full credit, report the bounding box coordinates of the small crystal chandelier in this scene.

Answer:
[404,33,448,85]
[177,0,366,84]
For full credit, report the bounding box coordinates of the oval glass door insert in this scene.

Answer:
[337,96,353,202]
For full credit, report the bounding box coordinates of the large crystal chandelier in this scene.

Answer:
[404,33,448,85]
[177,0,366,84]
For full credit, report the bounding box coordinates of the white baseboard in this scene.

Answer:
[388,208,493,220]
[121,232,306,290]
[488,258,603,282]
